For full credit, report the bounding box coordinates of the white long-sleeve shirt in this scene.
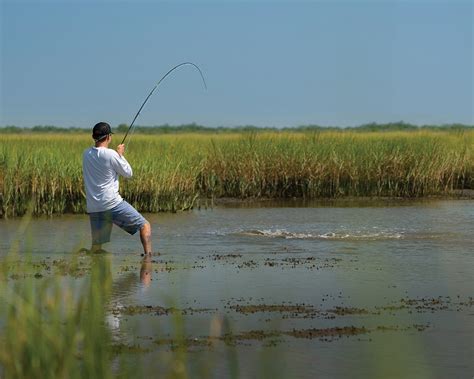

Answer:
[82,147,133,213]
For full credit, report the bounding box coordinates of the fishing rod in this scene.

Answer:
[121,62,207,145]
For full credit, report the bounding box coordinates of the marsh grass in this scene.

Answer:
[0,130,472,217]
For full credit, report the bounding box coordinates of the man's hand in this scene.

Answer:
[117,144,125,156]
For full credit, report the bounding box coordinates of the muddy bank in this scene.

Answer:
[212,192,474,208]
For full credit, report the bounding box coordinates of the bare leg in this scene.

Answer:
[140,222,152,255]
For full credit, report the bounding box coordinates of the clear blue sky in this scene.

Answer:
[1,0,472,128]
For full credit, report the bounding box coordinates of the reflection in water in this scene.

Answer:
[107,254,154,334]
[140,254,153,287]
[110,254,154,300]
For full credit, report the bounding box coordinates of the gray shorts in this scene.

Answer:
[89,201,147,245]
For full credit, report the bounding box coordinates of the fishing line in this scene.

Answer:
[121,62,207,146]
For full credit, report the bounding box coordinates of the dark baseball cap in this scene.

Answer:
[92,122,114,142]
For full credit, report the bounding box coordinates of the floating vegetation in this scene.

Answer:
[4,257,93,280]
[109,304,217,316]
[229,304,316,315]
[110,343,153,355]
[151,323,430,350]
[327,306,372,316]
[285,326,369,340]
[224,296,474,320]
[154,337,213,351]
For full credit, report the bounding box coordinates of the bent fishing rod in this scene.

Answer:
[121,62,207,145]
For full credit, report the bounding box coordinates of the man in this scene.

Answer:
[82,122,152,256]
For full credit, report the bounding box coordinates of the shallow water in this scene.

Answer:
[1,199,473,378]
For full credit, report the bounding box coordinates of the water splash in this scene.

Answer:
[234,229,404,241]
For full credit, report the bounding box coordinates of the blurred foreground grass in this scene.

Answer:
[0,208,115,378]
[0,211,243,378]
[0,130,472,217]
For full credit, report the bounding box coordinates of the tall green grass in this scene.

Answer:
[0,130,472,217]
